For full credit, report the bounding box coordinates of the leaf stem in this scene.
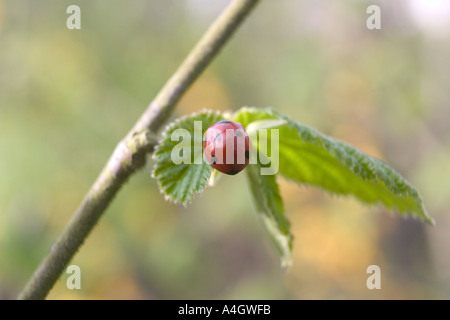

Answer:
[18,0,260,300]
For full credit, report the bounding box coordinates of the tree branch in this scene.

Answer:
[18,0,260,300]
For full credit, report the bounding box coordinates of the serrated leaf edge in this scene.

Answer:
[151,109,224,206]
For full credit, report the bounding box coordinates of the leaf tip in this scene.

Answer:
[280,254,293,270]
[424,214,435,226]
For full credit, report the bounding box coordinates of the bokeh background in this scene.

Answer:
[1,0,449,299]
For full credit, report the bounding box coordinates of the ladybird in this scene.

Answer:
[203,120,250,175]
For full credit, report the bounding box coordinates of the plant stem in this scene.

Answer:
[18,0,260,300]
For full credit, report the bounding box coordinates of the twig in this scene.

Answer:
[18,0,260,300]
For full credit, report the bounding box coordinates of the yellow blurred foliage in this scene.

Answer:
[178,71,233,114]
[324,68,375,122]
[332,123,384,160]
[120,187,177,245]
[90,274,150,300]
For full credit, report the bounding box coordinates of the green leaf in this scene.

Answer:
[234,107,433,225]
[246,163,293,268]
[152,111,223,205]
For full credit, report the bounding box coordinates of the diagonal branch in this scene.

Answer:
[18,0,260,300]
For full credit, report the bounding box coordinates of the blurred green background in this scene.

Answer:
[1,0,450,299]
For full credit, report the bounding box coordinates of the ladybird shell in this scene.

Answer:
[203,121,250,175]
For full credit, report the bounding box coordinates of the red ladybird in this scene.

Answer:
[203,120,250,175]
